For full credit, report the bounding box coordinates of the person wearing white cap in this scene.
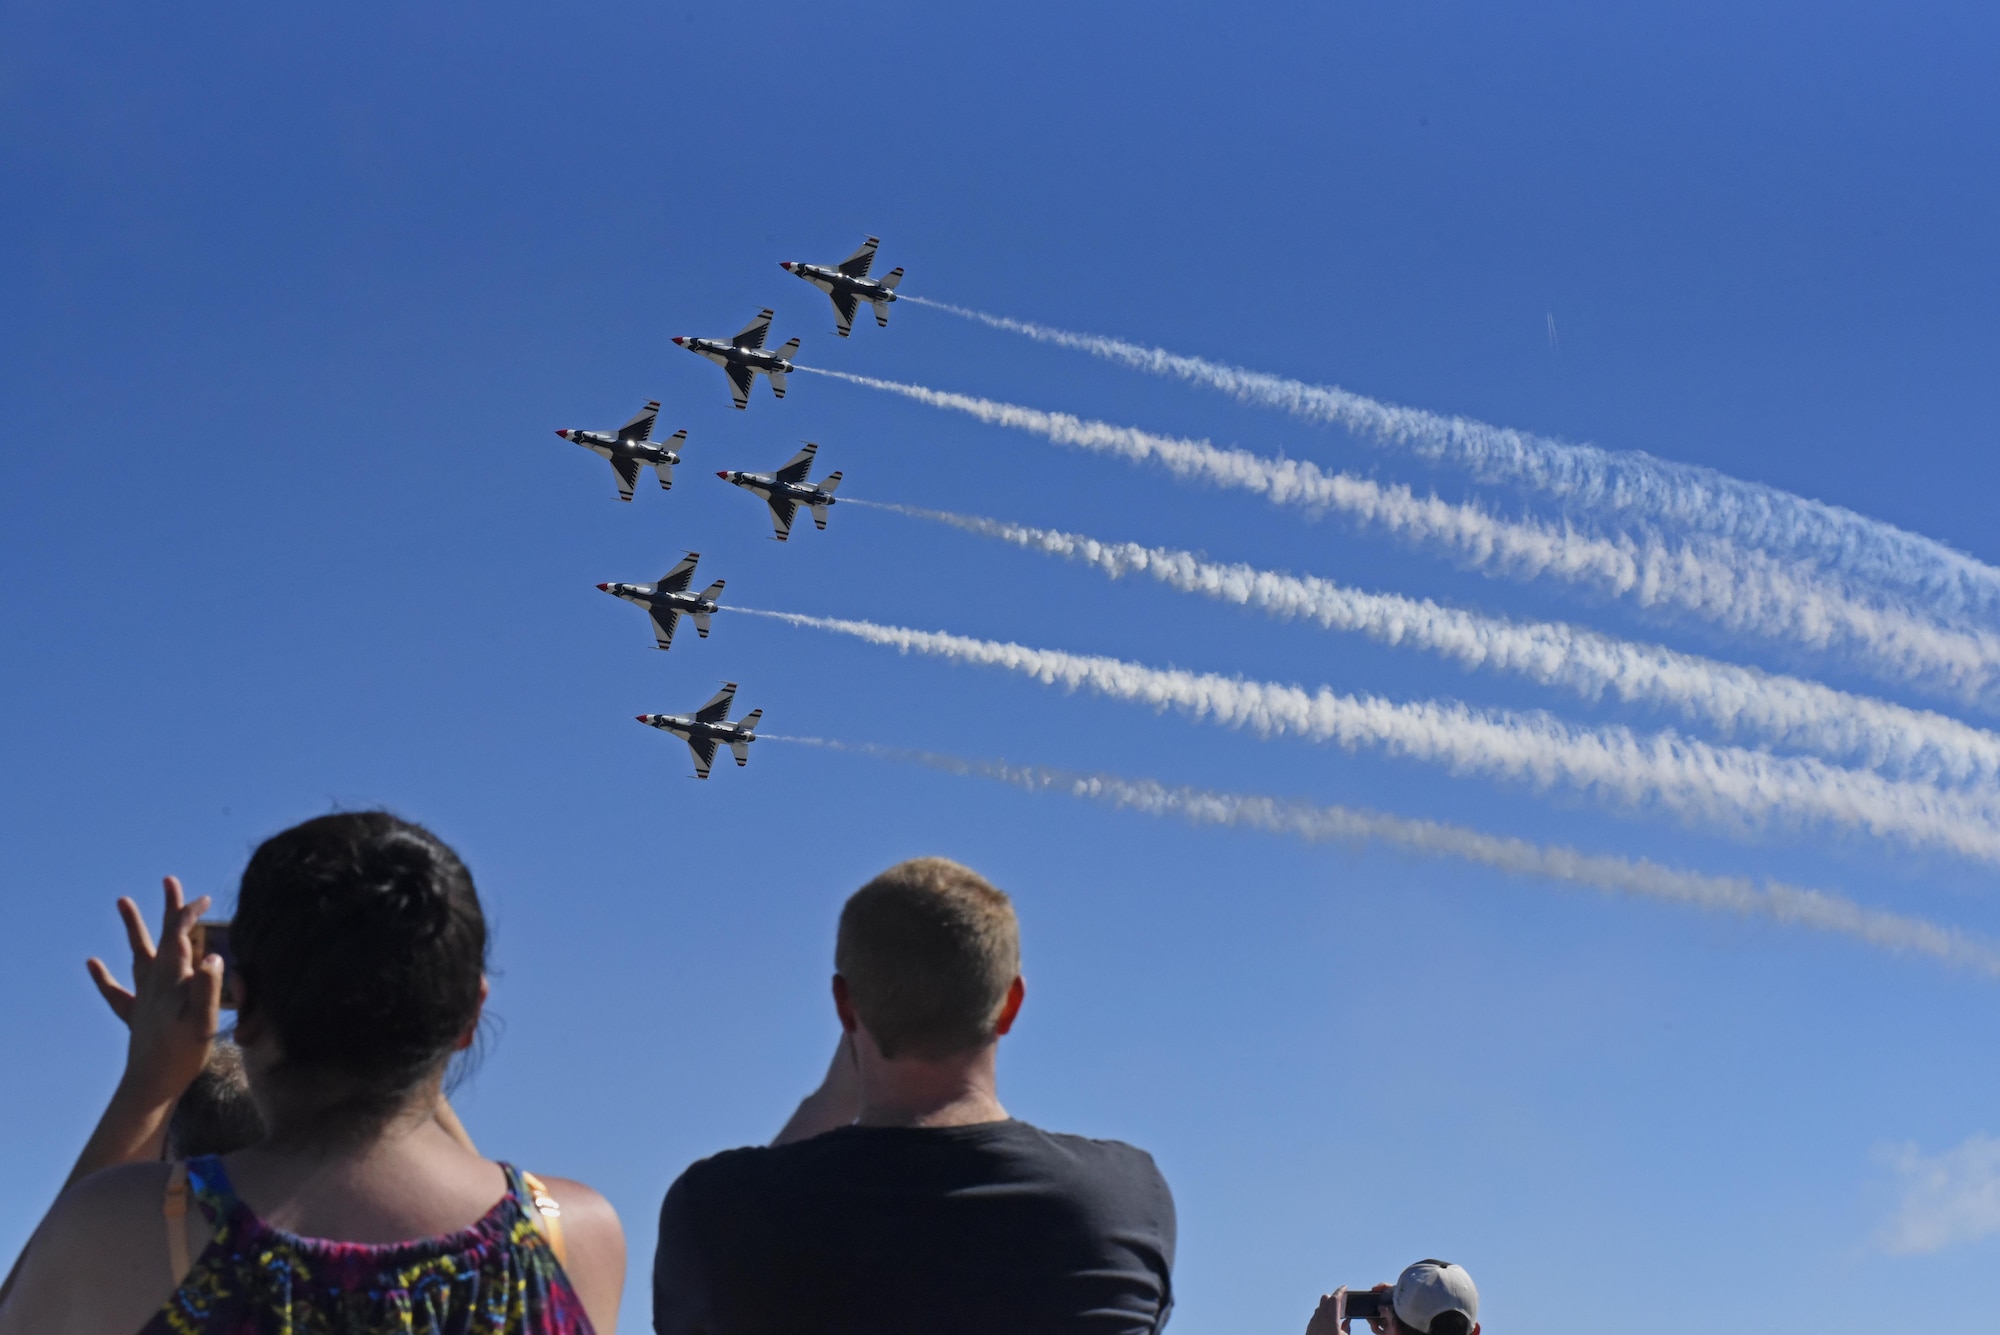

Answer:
[1303,1258,1481,1335]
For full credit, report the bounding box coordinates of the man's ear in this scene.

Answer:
[992,976,1026,1036]
[452,976,490,1053]
[831,974,859,1034]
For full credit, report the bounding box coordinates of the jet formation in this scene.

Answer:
[597,552,726,651]
[637,682,761,780]
[556,401,687,502]
[718,442,842,542]
[782,236,903,338]
[556,236,908,776]
[672,309,799,411]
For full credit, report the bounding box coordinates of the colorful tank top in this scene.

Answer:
[141,1155,596,1335]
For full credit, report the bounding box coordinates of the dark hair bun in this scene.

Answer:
[232,812,487,1103]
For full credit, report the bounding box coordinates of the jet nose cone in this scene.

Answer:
[595,582,610,591]
[671,335,686,346]
[716,470,730,479]
[555,428,570,438]
[635,714,649,723]
[780,261,793,270]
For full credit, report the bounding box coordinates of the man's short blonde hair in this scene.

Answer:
[835,857,1021,1060]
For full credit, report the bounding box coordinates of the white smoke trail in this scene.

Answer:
[905,296,2000,622]
[770,736,2000,978]
[803,366,2000,704]
[854,501,2000,788]
[735,607,2000,865]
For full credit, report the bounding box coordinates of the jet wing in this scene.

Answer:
[649,607,681,652]
[732,309,774,349]
[617,400,661,443]
[657,553,699,595]
[609,456,643,502]
[695,683,738,723]
[838,237,879,278]
[686,735,719,780]
[828,289,858,338]
[725,362,756,410]
[774,442,818,485]
[765,496,799,541]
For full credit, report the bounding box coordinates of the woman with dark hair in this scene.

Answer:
[0,812,626,1334]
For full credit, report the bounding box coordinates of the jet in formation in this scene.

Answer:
[556,401,687,502]
[637,682,761,779]
[597,552,725,652]
[717,442,842,542]
[781,236,904,338]
[672,309,799,410]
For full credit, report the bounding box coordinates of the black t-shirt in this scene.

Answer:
[653,1119,1176,1335]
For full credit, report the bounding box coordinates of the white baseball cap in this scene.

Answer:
[1392,1260,1479,1332]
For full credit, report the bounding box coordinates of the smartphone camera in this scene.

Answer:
[193,920,243,1010]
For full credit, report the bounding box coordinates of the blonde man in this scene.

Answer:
[653,857,1176,1335]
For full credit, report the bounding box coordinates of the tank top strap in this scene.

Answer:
[181,1154,243,1229]
[503,1162,569,1270]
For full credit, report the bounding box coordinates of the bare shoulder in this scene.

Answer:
[531,1175,625,1334]
[0,1162,180,1335]
[536,1175,623,1246]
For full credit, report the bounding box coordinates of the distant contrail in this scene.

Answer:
[904,295,2000,623]
[854,501,2000,788]
[768,736,2000,978]
[802,367,2000,703]
[736,608,2000,865]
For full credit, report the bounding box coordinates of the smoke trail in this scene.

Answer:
[803,366,2000,704]
[735,607,2000,865]
[905,296,2000,622]
[853,500,2000,788]
[771,736,2000,978]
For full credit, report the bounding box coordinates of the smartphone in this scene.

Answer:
[1340,1292,1387,1322]
[193,920,242,1009]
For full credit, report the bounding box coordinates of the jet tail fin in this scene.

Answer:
[811,504,830,530]
[738,709,762,734]
[879,267,904,290]
[691,611,712,637]
[777,337,801,358]
[699,579,726,602]
[729,739,752,767]
[817,470,843,495]
[872,301,891,328]
[653,460,675,490]
[767,371,788,400]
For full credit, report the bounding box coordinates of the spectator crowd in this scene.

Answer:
[0,811,1482,1335]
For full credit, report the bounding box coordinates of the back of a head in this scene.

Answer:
[167,1041,266,1159]
[231,811,487,1125]
[834,857,1019,1060]
[1393,1260,1479,1335]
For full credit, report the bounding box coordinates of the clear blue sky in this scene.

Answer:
[6,3,2000,1331]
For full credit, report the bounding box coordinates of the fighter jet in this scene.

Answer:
[637,682,761,780]
[596,552,726,652]
[781,236,904,338]
[672,310,799,410]
[555,401,687,502]
[717,442,842,542]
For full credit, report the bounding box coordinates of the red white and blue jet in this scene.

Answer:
[672,309,798,410]
[638,682,761,780]
[556,401,686,502]
[596,552,725,652]
[717,442,842,542]
[781,236,904,338]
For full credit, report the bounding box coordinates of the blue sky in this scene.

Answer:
[5,2,2000,1330]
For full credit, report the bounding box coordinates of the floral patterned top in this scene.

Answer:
[141,1155,595,1334]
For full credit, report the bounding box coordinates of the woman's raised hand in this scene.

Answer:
[86,877,223,1107]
